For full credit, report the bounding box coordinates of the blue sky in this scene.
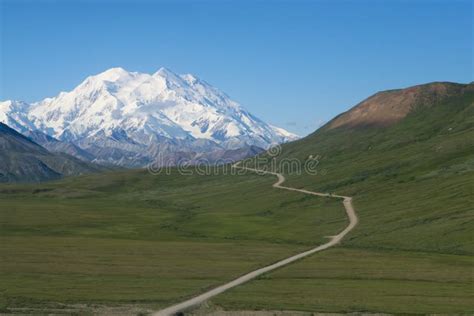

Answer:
[0,0,472,135]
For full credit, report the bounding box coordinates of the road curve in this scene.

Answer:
[153,163,358,316]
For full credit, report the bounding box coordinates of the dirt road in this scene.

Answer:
[153,164,358,316]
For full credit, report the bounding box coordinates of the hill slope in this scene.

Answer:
[212,82,474,313]
[24,130,95,162]
[327,81,467,128]
[0,123,103,182]
[247,81,474,252]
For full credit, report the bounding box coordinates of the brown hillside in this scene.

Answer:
[327,82,470,129]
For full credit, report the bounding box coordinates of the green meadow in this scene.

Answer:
[0,168,347,312]
[1,87,473,314]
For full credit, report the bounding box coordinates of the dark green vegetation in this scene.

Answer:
[1,82,473,314]
[216,248,473,314]
[0,168,346,312]
[0,123,102,182]
[213,82,474,313]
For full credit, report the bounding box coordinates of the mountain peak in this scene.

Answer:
[94,67,131,82]
[155,66,172,73]
[0,66,298,167]
[153,67,185,86]
[154,67,179,78]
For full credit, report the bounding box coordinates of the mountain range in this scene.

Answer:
[0,122,103,182]
[0,67,297,167]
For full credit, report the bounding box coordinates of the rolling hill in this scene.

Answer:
[0,81,472,314]
[0,123,104,182]
[211,81,474,313]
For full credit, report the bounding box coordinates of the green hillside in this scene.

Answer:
[212,82,474,313]
[248,82,474,254]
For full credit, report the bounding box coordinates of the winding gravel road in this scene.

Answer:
[153,163,358,316]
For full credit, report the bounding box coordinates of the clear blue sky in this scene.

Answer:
[0,0,472,135]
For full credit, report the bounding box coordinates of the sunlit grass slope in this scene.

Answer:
[213,83,474,313]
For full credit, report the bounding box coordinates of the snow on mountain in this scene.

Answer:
[0,67,298,166]
[0,100,36,133]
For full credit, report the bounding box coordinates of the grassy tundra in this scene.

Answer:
[1,82,473,314]
[0,168,346,312]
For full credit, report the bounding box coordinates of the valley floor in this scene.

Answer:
[0,160,472,314]
[211,248,473,314]
[0,169,347,313]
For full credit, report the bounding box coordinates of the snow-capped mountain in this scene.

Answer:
[0,67,298,167]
